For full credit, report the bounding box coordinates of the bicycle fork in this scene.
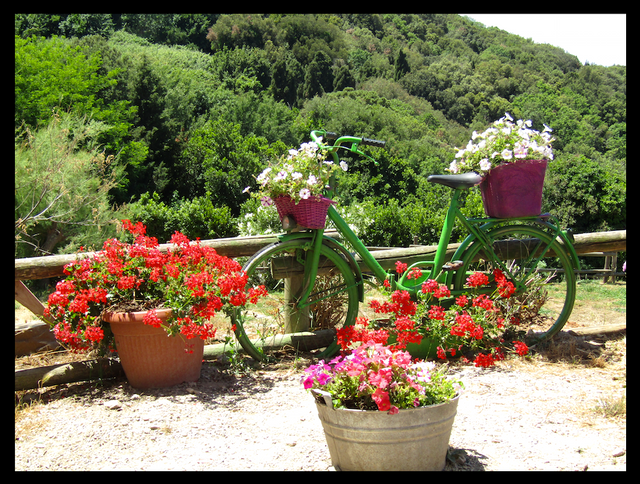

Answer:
[297,229,324,308]
[277,228,357,313]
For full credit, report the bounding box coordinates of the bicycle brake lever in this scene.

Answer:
[350,144,379,165]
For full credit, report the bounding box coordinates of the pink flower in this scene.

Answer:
[316,372,332,385]
[371,388,391,411]
[368,367,393,389]
[302,376,314,389]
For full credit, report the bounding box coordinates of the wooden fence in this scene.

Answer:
[14,229,626,388]
[15,230,625,316]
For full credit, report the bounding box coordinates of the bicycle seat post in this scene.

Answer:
[432,187,466,279]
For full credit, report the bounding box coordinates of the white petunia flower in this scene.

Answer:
[513,144,528,159]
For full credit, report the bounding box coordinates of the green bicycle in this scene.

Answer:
[232,130,580,362]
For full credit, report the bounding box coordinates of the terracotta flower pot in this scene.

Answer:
[480,159,547,218]
[103,309,204,389]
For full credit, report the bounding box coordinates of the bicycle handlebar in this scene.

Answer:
[310,130,385,166]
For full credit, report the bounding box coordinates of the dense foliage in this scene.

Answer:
[15,13,625,265]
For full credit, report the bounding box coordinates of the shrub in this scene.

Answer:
[125,192,239,242]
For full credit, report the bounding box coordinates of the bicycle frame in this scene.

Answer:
[278,131,580,309]
[328,185,579,296]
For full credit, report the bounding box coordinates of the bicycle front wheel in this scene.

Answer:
[453,223,577,342]
[231,239,360,362]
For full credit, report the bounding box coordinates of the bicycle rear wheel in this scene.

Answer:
[231,239,360,362]
[453,223,577,342]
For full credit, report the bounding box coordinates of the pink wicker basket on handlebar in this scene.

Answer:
[273,196,336,229]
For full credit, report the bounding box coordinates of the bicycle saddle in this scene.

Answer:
[427,172,483,189]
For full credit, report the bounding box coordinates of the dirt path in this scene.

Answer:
[15,330,625,471]
[15,280,626,471]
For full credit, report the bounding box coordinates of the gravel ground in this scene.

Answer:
[15,333,626,472]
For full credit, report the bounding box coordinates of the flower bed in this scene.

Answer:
[336,261,530,368]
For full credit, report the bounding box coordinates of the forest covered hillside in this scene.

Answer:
[15,13,625,259]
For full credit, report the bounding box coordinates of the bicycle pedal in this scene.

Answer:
[442,260,463,271]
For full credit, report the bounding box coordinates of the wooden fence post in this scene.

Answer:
[603,252,618,284]
[284,274,310,333]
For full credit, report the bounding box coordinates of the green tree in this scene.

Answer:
[543,154,626,233]
[15,13,64,38]
[207,14,276,51]
[57,13,115,37]
[269,49,303,107]
[333,64,356,92]
[15,111,122,258]
[176,120,287,216]
[125,54,178,197]
[393,49,410,80]
[302,51,334,99]
[124,192,239,242]
[15,35,113,129]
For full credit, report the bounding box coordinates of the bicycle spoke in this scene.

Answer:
[231,240,359,362]
[455,223,576,342]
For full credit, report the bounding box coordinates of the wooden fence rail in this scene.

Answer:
[15,229,626,281]
[15,228,625,320]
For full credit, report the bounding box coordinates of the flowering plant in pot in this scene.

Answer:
[301,342,463,471]
[44,220,268,387]
[448,113,555,218]
[249,139,348,205]
[448,112,554,176]
[337,262,530,368]
[302,342,462,413]
[244,139,348,228]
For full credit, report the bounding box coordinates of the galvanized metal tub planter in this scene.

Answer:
[312,389,460,471]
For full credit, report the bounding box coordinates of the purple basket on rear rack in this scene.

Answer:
[479,159,548,218]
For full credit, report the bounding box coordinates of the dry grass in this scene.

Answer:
[15,399,49,439]
[592,394,626,418]
[566,279,626,327]
[14,303,37,324]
